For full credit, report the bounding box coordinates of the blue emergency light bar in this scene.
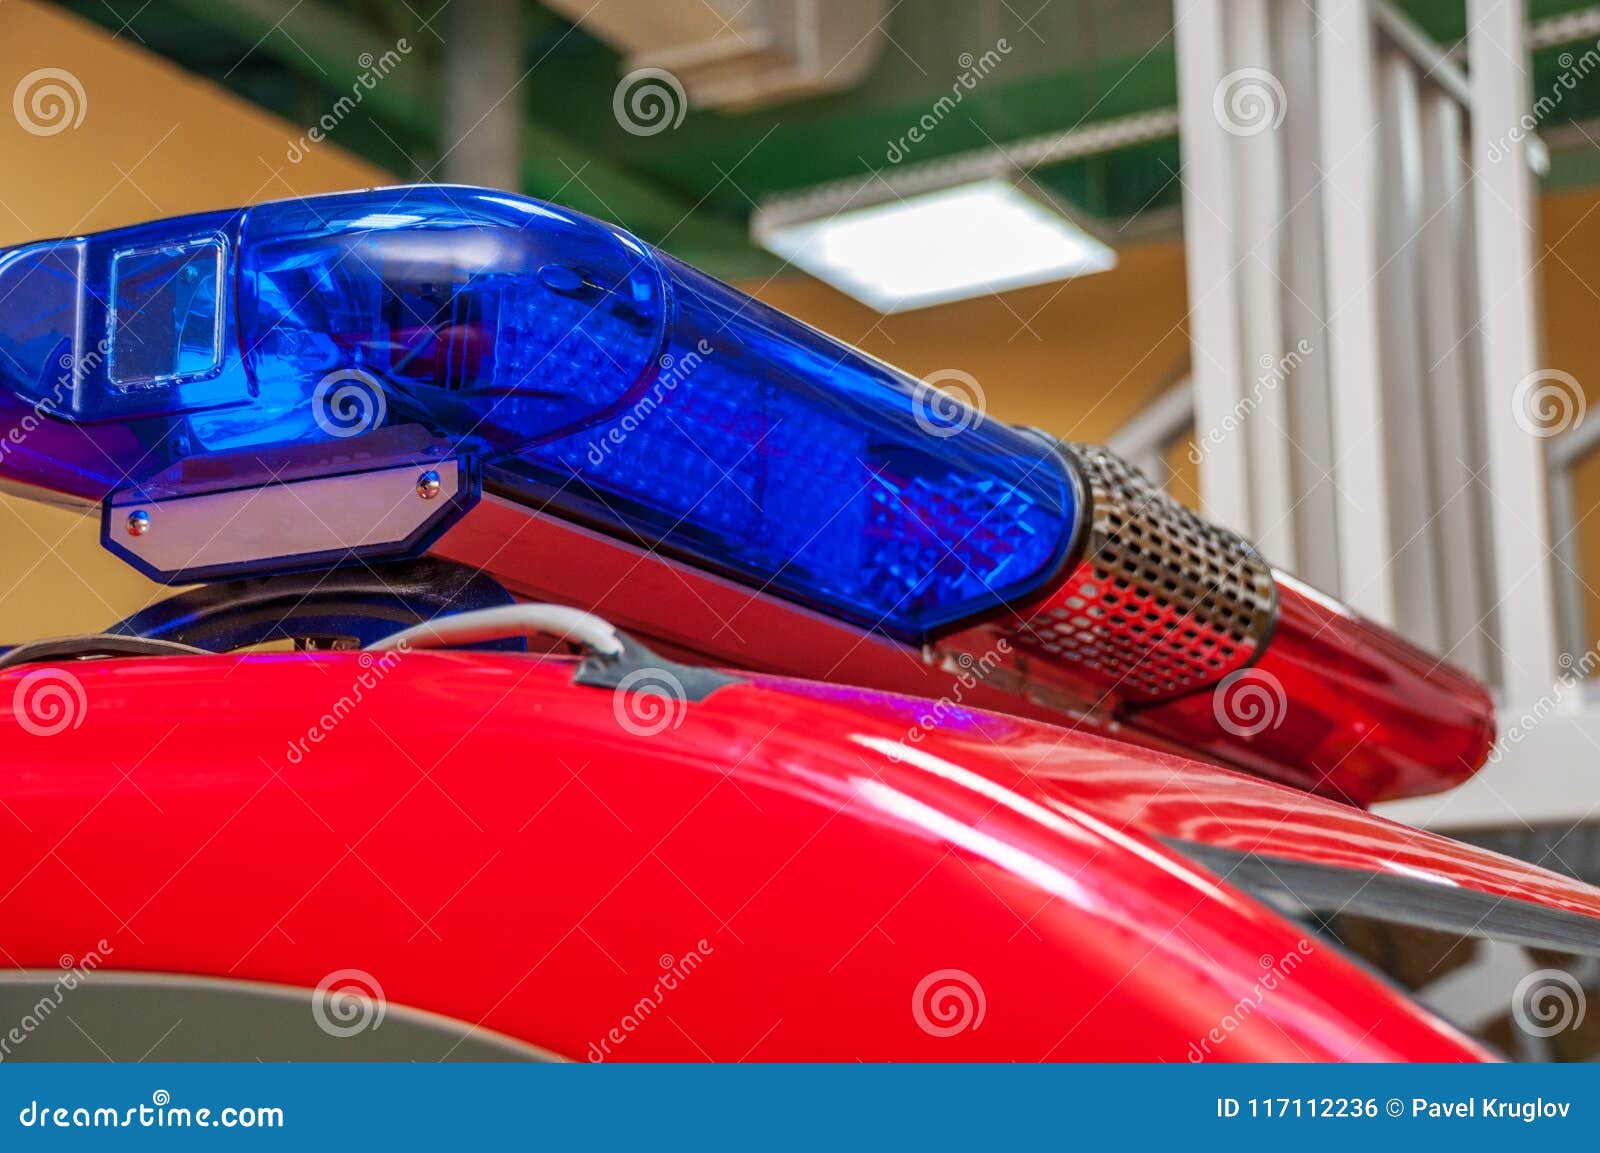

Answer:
[0,186,1080,640]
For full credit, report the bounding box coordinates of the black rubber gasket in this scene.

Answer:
[1167,839,1600,956]
[573,632,742,702]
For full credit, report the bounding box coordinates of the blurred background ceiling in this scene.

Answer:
[43,0,1600,281]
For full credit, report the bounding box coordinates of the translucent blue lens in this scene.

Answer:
[501,254,1078,636]
[0,185,1078,639]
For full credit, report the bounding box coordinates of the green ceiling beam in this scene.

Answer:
[163,0,436,136]
[154,0,767,274]
[67,0,1600,275]
[1394,0,1600,42]
[1546,138,1600,189]
[515,37,1183,213]
[63,0,1196,271]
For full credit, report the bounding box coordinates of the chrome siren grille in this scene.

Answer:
[1006,444,1277,702]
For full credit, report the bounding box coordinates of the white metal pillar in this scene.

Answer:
[1175,0,1254,542]
[444,0,525,191]
[1317,0,1397,625]
[1275,0,1342,596]
[1166,0,1584,833]
[1418,90,1493,679]
[1375,53,1445,648]
[1227,0,1296,567]
[1172,0,1506,667]
[1468,0,1560,705]
[1174,0,1301,569]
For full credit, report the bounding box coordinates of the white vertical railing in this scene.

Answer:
[1467,0,1561,706]
[1147,0,1600,830]
[1319,0,1399,627]
[1549,421,1600,661]
[1229,0,1297,568]
[1167,0,1554,695]
[1417,88,1494,679]
[1275,0,1342,595]
[1173,0,1253,538]
[1376,50,1446,649]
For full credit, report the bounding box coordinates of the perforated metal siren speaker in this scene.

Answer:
[1003,444,1277,703]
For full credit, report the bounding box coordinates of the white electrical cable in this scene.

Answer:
[366,603,625,657]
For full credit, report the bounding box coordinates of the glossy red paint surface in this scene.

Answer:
[1017,727,1600,920]
[0,650,1529,1062]
[1132,577,1496,805]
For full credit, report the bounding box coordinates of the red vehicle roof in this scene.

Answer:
[0,649,1536,1061]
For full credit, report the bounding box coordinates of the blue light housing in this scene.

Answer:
[0,186,1079,640]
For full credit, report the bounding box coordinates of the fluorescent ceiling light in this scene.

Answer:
[753,178,1117,313]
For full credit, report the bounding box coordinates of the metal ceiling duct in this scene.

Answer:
[544,0,887,109]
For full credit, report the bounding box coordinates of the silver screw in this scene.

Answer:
[416,469,442,500]
[126,509,151,537]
